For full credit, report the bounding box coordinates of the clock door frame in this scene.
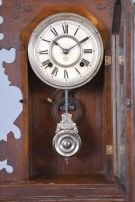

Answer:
[0,0,135,201]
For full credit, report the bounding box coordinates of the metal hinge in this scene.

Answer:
[105,56,112,66]
[106,145,113,155]
[105,55,124,66]
[119,56,124,65]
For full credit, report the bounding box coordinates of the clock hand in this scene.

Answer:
[52,36,89,55]
[52,40,65,51]
[52,40,70,55]
[78,36,90,45]
[67,36,90,52]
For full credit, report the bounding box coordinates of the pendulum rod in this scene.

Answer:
[65,89,69,113]
[64,89,69,165]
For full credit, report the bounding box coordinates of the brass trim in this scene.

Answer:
[105,56,112,65]
[106,145,113,155]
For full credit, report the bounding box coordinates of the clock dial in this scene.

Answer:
[28,13,103,89]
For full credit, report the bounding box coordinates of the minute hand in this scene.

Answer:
[68,37,89,51]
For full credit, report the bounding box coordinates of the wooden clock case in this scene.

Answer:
[0,0,135,201]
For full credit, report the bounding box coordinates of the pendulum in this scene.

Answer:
[52,89,81,157]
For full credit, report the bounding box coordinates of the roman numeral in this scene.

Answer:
[50,27,58,36]
[64,69,69,79]
[39,50,48,54]
[62,24,68,34]
[84,49,93,54]
[42,59,51,68]
[81,58,90,67]
[75,68,81,74]
[51,67,58,76]
[74,27,79,36]
[41,38,50,43]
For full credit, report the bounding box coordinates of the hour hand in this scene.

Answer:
[52,40,69,55]
[52,40,64,51]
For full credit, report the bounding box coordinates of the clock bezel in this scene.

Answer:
[28,12,104,89]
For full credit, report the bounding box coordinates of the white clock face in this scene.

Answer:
[28,13,103,89]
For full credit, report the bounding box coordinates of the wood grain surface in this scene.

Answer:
[0,0,134,201]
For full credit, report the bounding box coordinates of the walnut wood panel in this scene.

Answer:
[24,1,111,179]
[29,63,105,177]
[0,0,111,182]
[0,0,111,51]
[122,1,135,202]
[0,0,135,201]
[0,177,125,202]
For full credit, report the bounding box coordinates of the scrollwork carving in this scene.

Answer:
[8,0,32,19]
[97,0,114,16]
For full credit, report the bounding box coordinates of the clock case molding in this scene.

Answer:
[0,0,135,201]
